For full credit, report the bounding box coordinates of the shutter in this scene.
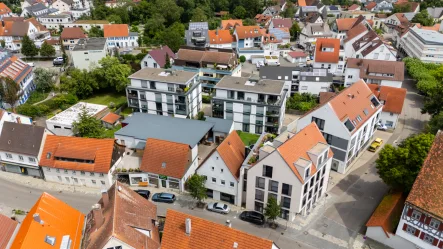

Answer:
[402,224,407,231]
[425,217,431,225]
[438,240,443,249]
[439,222,443,231]
[420,215,425,223]
[407,207,413,217]
[433,238,439,246]
[420,232,425,240]
[414,229,420,237]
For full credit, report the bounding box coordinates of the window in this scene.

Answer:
[305,168,310,178]
[212,177,216,183]
[72,171,76,175]
[312,117,325,130]
[5,153,12,159]
[269,180,278,192]
[90,173,95,176]
[430,218,440,229]
[56,169,60,173]
[64,169,68,173]
[19,155,24,161]
[220,169,223,173]
[65,177,70,182]
[301,86,308,90]
[262,165,273,178]
[101,181,106,185]
[256,177,265,189]
[46,167,50,171]
[412,210,422,220]
[423,234,435,244]
[211,167,214,171]
[255,189,264,201]
[99,173,104,177]
[282,183,292,196]
[91,180,96,184]
[268,192,277,201]
[390,112,394,116]
[347,75,353,79]
[255,201,264,213]
[221,180,225,185]
[230,182,235,187]
[281,196,291,209]
[57,176,62,181]
[81,171,85,175]
[373,53,379,59]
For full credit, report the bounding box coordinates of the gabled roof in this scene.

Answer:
[176,48,237,65]
[426,7,443,19]
[406,130,443,219]
[140,138,191,179]
[288,51,307,58]
[235,26,263,39]
[271,18,293,28]
[0,214,18,249]
[208,30,235,44]
[101,112,120,124]
[221,19,243,30]
[255,14,272,23]
[10,193,84,249]
[0,122,45,156]
[394,13,411,26]
[365,2,377,10]
[25,17,47,32]
[39,135,117,173]
[147,45,176,68]
[348,4,360,10]
[298,0,307,7]
[103,24,129,37]
[367,84,406,114]
[83,182,160,249]
[0,3,11,15]
[60,27,86,39]
[215,131,245,179]
[0,55,33,84]
[336,18,357,31]
[314,38,340,63]
[346,58,405,82]
[366,192,405,237]
[344,23,368,43]
[161,209,275,249]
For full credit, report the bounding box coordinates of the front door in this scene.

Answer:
[161,179,167,188]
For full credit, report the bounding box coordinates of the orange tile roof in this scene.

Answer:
[0,3,11,15]
[216,131,245,179]
[415,23,441,31]
[83,182,160,249]
[365,2,377,10]
[61,27,86,39]
[208,30,234,44]
[314,38,340,63]
[298,0,307,6]
[344,23,368,42]
[348,4,360,10]
[221,19,243,30]
[103,24,129,37]
[161,209,275,249]
[367,84,407,114]
[336,18,357,31]
[0,214,18,249]
[366,192,405,237]
[39,135,117,173]
[101,112,120,124]
[10,193,84,249]
[235,26,263,39]
[140,138,191,179]
[406,131,443,218]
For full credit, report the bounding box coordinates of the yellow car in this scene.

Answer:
[368,138,383,152]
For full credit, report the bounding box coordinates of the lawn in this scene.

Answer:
[236,131,260,146]
[103,124,122,138]
[82,92,127,108]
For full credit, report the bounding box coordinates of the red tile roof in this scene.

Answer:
[288,51,307,58]
[216,131,245,179]
[319,92,336,104]
[0,214,18,249]
[0,3,11,15]
[39,135,118,173]
[367,85,406,114]
[140,138,191,179]
[366,192,406,237]
[161,209,275,249]
[314,38,340,63]
[271,18,293,28]
[61,27,87,39]
[365,2,377,10]
[348,4,360,10]
[208,30,235,44]
[344,23,368,42]
[221,19,243,30]
[10,193,84,249]
[336,18,357,31]
[101,112,120,124]
[406,131,443,218]
[346,58,405,82]
[103,24,129,37]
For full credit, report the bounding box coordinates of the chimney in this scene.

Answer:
[1,20,4,27]
[185,218,191,235]
[92,204,104,228]
[226,219,232,228]
[216,28,219,35]
[16,117,21,124]
[33,213,44,225]
[101,189,109,207]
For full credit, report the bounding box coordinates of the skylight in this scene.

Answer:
[344,119,355,132]
[370,96,380,107]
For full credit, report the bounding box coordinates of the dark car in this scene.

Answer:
[134,189,151,200]
[240,211,265,225]
[151,192,176,203]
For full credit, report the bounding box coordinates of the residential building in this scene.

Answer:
[263,5,283,16]
[259,65,303,93]
[104,24,138,48]
[0,122,47,178]
[0,3,12,20]
[50,0,91,19]
[298,68,333,95]
[37,13,72,29]
[325,5,342,18]
[246,122,333,220]
[140,45,175,69]
[296,80,382,173]
[197,131,245,205]
[396,131,443,249]
[70,37,108,70]
[372,13,387,30]
[269,18,293,29]
[46,102,109,136]
[348,4,361,11]
[344,58,405,87]
[426,7,443,22]
[268,28,291,45]
[286,51,308,66]
[82,182,161,249]
[313,38,345,75]
[399,27,443,64]
[383,12,412,34]
[0,213,18,249]
[254,14,272,26]
[345,30,397,61]
[60,27,86,50]
[9,192,84,249]
[300,12,324,24]
[341,10,375,19]
[127,68,201,118]
[331,18,358,41]
[212,76,288,134]
[0,51,35,107]
[364,2,377,12]
[221,19,243,30]
[40,135,124,188]
[50,0,74,13]
[172,48,241,91]
[297,6,323,21]
[62,19,109,31]
[0,17,51,52]
[101,112,120,128]
[185,22,209,47]
[234,26,265,60]
[368,84,406,128]
[105,0,140,8]
[299,23,332,48]
[0,109,32,134]
[21,3,59,18]
[208,29,235,48]
[370,0,393,13]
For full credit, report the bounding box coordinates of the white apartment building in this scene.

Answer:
[245,122,332,220]
[104,24,139,49]
[313,38,345,75]
[37,13,72,29]
[212,76,288,134]
[70,38,108,70]
[344,30,397,62]
[299,69,333,95]
[296,80,382,174]
[127,68,202,119]
[40,135,124,189]
[399,27,443,64]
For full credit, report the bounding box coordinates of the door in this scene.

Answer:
[80,179,86,186]
[161,179,167,188]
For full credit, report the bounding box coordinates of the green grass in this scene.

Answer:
[82,92,127,108]
[236,130,260,146]
[26,91,49,105]
[103,124,122,138]
[120,107,133,116]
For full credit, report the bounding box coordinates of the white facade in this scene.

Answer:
[399,27,443,64]
[70,39,108,70]
[366,227,416,249]
[209,42,233,49]
[0,20,50,52]
[299,79,332,95]
[140,53,174,69]
[62,21,108,31]
[0,112,32,134]
[286,54,307,66]
[379,111,399,128]
[38,15,73,29]
[344,67,402,88]
[107,35,139,48]
[51,0,71,13]
[42,166,115,189]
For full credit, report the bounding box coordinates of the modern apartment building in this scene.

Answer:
[313,38,345,75]
[70,38,108,70]
[212,76,287,134]
[399,26,443,64]
[127,68,202,119]
[234,26,265,60]
[185,22,209,47]
[296,80,382,174]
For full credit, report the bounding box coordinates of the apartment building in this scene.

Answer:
[185,22,209,47]
[399,26,443,64]
[246,122,332,220]
[296,80,382,174]
[127,68,201,118]
[212,76,287,134]
[104,24,139,48]
[368,84,406,129]
[313,38,345,75]
[0,17,51,52]
[60,27,86,50]
[234,26,265,60]
[208,29,235,48]
[37,13,72,29]
[70,38,108,70]
[396,131,443,249]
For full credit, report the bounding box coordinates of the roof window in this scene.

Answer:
[363,108,369,116]
[344,119,355,132]
[44,236,56,246]
[370,96,380,107]
[162,162,166,168]
[46,152,51,159]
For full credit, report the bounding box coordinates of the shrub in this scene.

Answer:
[202,95,211,103]
[239,55,246,63]
[136,53,147,60]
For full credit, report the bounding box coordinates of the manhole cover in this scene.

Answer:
[303,231,308,235]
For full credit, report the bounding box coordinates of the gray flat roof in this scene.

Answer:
[204,117,233,133]
[215,76,285,95]
[129,68,197,85]
[410,27,443,45]
[259,66,303,79]
[115,113,215,147]
[72,38,107,51]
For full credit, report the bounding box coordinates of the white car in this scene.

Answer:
[377,123,388,131]
[207,202,230,214]
[27,62,35,67]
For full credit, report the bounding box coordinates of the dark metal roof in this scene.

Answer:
[0,122,45,156]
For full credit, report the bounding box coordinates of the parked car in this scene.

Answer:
[207,202,230,214]
[368,138,383,152]
[256,61,261,69]
[53,57,64,66]
[240,211,265,225]
[151,192,176,203]
[297,44,304,49]
[377,123,388,131]
[27,62,35,67]
[134,189,151,200]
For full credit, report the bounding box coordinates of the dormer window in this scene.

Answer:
[305,168,310,178]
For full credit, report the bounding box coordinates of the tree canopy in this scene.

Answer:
[88,26,104,37]
[34,68,56,92]
[60,68,99,99]
[290,22,301,41]
[264,196,280,225]
[72,108,105,138]
[96,56,132,92]
[186,174,207,204]
[39,41,56,57]
[411,10,435,26]
[0,77,21,111]
[21,35,38,58]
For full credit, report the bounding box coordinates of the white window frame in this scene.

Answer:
[412,210,422,220]
[430,219,440,229]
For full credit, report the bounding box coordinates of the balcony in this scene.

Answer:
[128,93,138,99]
[175,97,186,104]
[176,109,187,115]
[266,110,280,117]
[128,100,139,107]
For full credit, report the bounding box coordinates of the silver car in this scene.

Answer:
[207,202,230,214]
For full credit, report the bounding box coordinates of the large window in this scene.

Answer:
[262,165,273,178]
[280,209,289,220]
[268,192,277,201]
[281,196,291,209]
[412,210,422,221]
[312,117,325,130]
[268,180,278,192]
[255,189,264,201]
[282,183,292,196]
[255,201,264,213]
[423,234,435,245]
[406,225,416,235]
[256,177,265,189]
[430,219,440,229]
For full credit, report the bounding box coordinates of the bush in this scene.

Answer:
[286,93,318,111]
[202,95,211,103]
[136,53,147,60]
[239,55,246,63]
[16,104,50,118]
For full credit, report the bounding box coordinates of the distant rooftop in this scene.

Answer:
[188,22,209,30]
[72,38,107,51]
[46,102,108,126]
[128,68,197,85]
[73,20,110,24]
[409,26,443,45]
[215,76,285,95]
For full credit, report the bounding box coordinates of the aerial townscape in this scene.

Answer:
[0,0,442,248]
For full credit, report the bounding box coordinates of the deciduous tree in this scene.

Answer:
[21,35,38,58]
[97,56,131,92]
[233,6,247,19]
[290,22,301,41]
[0,77,22,112]
[34,68,55,92]
[39,40,56,57]
[186,174,207,205]
[264,196,280,227]
[88,26,104,37]
[412,9,434,26]
[191,7,208,22]
[72,108,105,138]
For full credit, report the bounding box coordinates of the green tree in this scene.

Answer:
[34,68,55,92]
[130,24,139,33]
[88,26,104,37]
[282,2,296,18]
[197,111,205,120]
[72,108,105,138]
[160,22,185,52]
[426,112,443,135]
[97,56,131,92]
[411,9,434,26]
[233,6,247,19]
[0,77,22,112]
[239,55,246,63]
[186,174,207,205]
[107,14,123,24]
[242,18,256,26]
[376,133,435,192]
[21,35,39,58]
[191,7,208,22]
[156,0,184,26]
[290,22,301,41]
[0,40,5,48]
[164,54,171,69]
[60,69,98,98]
[392,3,411,13]
[264,196,280,227]
[39,41,56,57]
